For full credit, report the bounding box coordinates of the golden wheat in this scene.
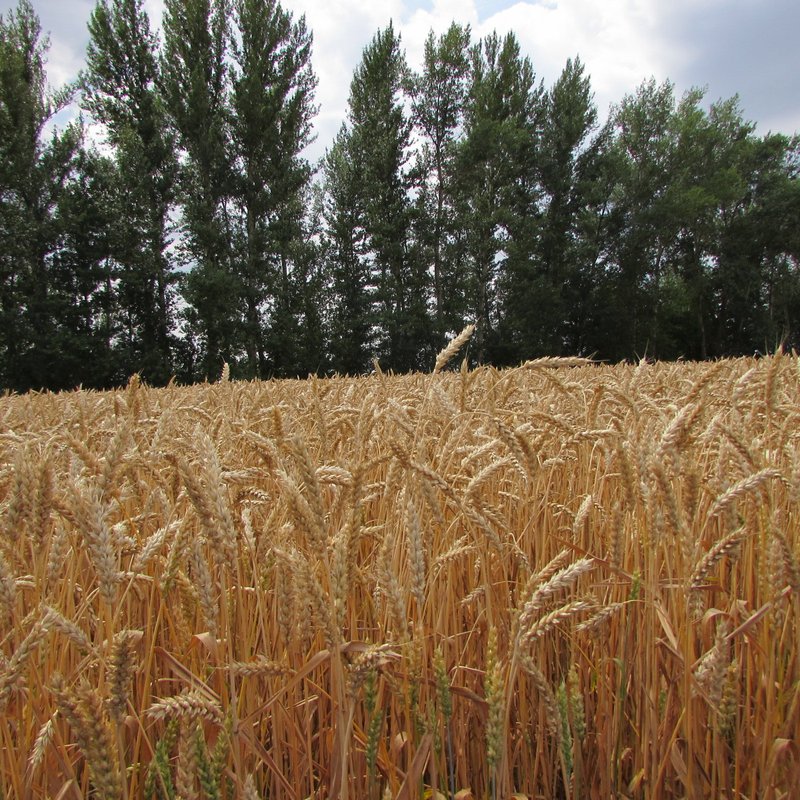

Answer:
[0,351,798,798]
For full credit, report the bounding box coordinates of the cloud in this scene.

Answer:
[1,0,92,89]
[657,0,800,134]
[291,0,406,155]
[467,0,681,120]
[2,0,797,162]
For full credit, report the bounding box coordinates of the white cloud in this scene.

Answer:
[292,0,408,160]
[466,0,686,117]
[402,0,479,63]
[296,0,684,159]
[2,0,797,158]
[45,36,83,90]
[143,0,166,33]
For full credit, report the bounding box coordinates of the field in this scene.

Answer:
[1,340,798,799]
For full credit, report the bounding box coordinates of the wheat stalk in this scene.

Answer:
[107,630,141,722]
[51,677,122,800]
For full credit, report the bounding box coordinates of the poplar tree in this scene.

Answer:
[410,23,471,346]
[0,0,81,390]
[712,125,800,354]
[161,0,237,380]
[229,0,317,378]
[347,23,430,371]
[82,0,178,383]
[656,89,744,358]
[50,147,121,388]
[603,78,677,358]
[322,126,372,374]
[534,57,599,354]
[456,31,542,364]
[287,182,328,376]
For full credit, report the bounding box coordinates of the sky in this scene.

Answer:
[3,0,799,164]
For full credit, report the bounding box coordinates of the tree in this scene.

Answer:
[347,23,432,372]
[561,119,622,357]
[322,126,373,374]
[648,90,748,359]
[229,0,317,378]
[600,84,800,360]
[712,127,800,354]
[532,57,599,354]
[494,56,602,360]
[604,78,678,359]
[410,23,472,346]
[0,0,81,390]
[161,0,238,380]
[288,183,328,376]
[82,0,178,383]
[49,147,122,388]
[456,31,542,364]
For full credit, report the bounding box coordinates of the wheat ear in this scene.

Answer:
[147,690,224,723]
[434,325,475,374]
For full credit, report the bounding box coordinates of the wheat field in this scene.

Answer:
[1,339,798,799]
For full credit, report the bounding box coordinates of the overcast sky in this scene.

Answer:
[3,0,799,164]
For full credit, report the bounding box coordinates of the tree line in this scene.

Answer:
[1,0,798,392]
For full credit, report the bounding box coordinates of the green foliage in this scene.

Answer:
[322,126,373,374]
[82,0,178,384]
[591,82,800,360]
[500,56,598,361]
[0,0,81,390]
[456,30,543,363]
[143,719,178,800]
[162,0,237,381]
[349,24,432,372]
[229,0,317,378]
[410,23,472,348]
[50,148,123,388]
[0,5,797,392]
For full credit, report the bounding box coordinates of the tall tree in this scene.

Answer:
[288,182,328,376]
[599,82,800,360]
[348,23,431,371]
[161,0,237,380]
[82,0,178,383]
[229,0,317,378]
[410,23,472,346]
[712,126,800,354]
[456,31,542,364]
[49,147,122,389]
[606,78,677,359]
[497,55,601,360]
[561,119,622,357]
[322,125,373,374]
[0,0,81,390]
[533,57,598,354]
[652,90,749,358]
